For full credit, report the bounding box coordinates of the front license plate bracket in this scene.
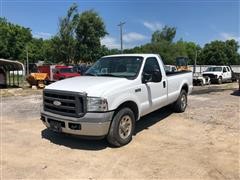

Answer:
[49,121,62,132]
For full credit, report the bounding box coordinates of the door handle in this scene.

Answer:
[163,81,166,88]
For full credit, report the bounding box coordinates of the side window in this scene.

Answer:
[143,57,161,73]
[223,67,227,73]
[143,57,162,82]
[227,67,230,71]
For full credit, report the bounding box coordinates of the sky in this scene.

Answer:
[1,0,239,50]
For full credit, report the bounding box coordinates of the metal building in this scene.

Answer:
[0,59,24,88]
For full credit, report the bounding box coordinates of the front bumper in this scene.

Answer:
[203,75,218,81]
[41,110,114,137]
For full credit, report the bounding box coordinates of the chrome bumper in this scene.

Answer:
[41,110,114,136]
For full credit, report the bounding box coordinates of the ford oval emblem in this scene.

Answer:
[53,100,61,106]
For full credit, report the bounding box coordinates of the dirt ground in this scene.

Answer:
[1,83,240,179]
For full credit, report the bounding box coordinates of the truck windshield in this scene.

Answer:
[59,68,75,73]
[206,67,222,72]
[85,56,143,79]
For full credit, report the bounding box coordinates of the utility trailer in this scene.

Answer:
[193,72,211,86]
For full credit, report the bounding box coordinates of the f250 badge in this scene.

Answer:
[53,100,61,106]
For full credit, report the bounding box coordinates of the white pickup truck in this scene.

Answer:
[202,66,232,84]
[41,54,193,146]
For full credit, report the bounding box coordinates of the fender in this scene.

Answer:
[107,93,141,120]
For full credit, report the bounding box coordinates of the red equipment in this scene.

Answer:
[38,65,80,82]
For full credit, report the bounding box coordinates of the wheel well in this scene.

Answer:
[181,84,189,94]
[115,101,139,121]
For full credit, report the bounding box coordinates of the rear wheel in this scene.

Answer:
[107,108,135,147]
[173,90,187,113]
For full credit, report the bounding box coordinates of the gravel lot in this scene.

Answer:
[1,83,239,179]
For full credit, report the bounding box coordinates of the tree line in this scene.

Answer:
[0,3,239,65]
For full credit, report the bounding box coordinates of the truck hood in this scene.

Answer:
[45,76,133,97]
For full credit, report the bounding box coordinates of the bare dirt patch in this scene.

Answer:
[1,83,239,179]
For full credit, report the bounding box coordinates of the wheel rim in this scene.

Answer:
[118,115,132,139]
[181,94,187,110]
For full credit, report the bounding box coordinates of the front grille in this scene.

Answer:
[203,74,216,79]
[43,89,87,117]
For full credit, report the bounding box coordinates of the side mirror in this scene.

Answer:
[142,73,152,84]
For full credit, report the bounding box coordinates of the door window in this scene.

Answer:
[143,57,162,82]
[223,67,227,73]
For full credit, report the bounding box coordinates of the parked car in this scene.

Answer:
[41,54,193,147]
[202,66,232,84]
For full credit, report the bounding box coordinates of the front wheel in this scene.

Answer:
[173,90,188,113]
[218,77,222,84]
[107,108,135,147]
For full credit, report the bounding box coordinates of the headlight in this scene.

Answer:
[87,97,108,112]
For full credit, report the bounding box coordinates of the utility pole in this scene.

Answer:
[194,50,197,74]
[118,21,125,53]
[194,50,201,73]
[26,46,29,75]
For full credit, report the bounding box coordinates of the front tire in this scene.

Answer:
[107,108,135,147]
[173,90,188,113]
[218,76,222,84]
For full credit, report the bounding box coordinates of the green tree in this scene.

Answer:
[41,39,55,63]
[0,17,32,60]
[225,39,240,65]
[174,40,201,65]
[55,3,79,64]
[199,40,240,65]
[76,10,107,62]
[25,38,45,63]
[151,26,176,43]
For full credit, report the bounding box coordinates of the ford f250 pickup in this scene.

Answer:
[202,66,232,84]
[41,54,193,146]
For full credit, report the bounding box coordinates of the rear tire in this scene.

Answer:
[107,108,135,147]
[173,90,188,113]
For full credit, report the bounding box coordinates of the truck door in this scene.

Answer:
[222,67,227,80]
[140,57,168,115]
[226,67,232,80]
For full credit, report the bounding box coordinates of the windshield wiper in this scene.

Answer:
[84,73,96,76]
[98,74,122,77]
